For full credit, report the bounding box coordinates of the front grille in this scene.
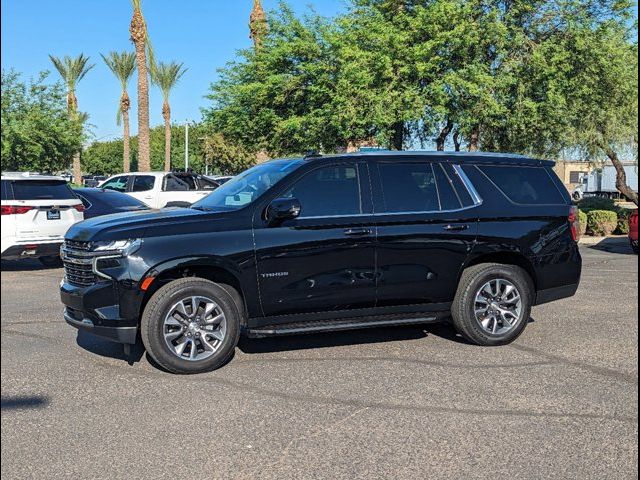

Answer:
[62,240,96,287]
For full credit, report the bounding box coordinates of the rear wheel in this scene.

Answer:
[451,263,533,346]
[631,240,639,255]
[39,255,63,268]
[141,278,241,374]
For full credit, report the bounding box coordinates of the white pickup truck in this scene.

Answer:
[99,171,219,208]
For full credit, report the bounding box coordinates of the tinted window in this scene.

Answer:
[286,165,361,217]
[11,180,77,200]
[1,180,11,200]
[101,176,129,193]
[480,166,565,205]
[444,164,474,207]
[132,175,155,192]
[79,190,148,209]
[76,193,92,209]
[378,163,439,213]
[433,164,462,210]
[569,171,581,183]
[164,175,191,192]
[197,176,219,190]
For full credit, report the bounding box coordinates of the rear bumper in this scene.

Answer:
[1,241,62,260]
[534,283,579,306]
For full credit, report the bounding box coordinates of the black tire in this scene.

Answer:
[141,278,242,374]
[39,255,63,268]
[631,240,639,255]
[451,263,533,346]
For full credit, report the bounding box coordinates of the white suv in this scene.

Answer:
[98,171,218,208]
[1,173,84,266]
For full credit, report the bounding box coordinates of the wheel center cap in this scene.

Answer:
[490,302,500,311]
[188,323,198,333]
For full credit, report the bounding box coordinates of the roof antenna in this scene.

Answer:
[304,150,322,160]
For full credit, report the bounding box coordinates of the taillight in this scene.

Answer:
[569,206,580,242]
[73,204,86,212]
[1,205,34,215]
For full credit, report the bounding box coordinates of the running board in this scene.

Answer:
[245,314,439,338]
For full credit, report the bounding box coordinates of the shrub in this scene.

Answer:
[577,196,617,212]
[615,209,632,235]
[578,209,588,236]
[586,210,618,236]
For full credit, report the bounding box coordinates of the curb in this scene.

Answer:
[578,235,628,245]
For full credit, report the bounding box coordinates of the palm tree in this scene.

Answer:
[151,62,187,171]
[129,0,154,172]
[49,54,94,184]
[249,0,268,49]
[101,52,136,172]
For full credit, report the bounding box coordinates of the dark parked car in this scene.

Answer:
[60,152,582,374]
[74,188,149,219]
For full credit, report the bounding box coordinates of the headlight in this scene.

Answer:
[91,239,142,256]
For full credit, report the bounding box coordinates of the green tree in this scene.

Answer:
[48,53,94,183]
[1,70,83,173]
[101,51,136,173]
[151,61,187,171]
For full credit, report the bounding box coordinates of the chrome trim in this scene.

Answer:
[453,164,483,206]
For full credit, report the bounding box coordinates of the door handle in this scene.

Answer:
[344,228,373,237]
[443,224,469,231]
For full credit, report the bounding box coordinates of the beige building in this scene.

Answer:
[553,160,591,193]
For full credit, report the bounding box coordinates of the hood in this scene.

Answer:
[65,207,238,242]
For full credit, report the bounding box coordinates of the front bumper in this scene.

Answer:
[64,307,138,344]
[60,278,141,345]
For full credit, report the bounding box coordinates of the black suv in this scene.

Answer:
[60,152,582,374]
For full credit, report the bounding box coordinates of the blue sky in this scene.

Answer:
[1,0,346,140]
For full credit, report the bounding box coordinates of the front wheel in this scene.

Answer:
[141,278,241,374]
[451,263,533,346]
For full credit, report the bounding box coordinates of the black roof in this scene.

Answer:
[301,151,555,167]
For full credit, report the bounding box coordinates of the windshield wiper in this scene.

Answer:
[190,205,212,211]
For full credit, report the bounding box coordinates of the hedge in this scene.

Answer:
[577,197,617,211]
[615,209,631,235]
[586,210,618,236]
[578,209,588,236]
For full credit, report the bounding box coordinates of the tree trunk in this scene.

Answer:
[72,152,82,185]
[453,130,461,152]
[603,145,638,205]
[131,8,150,172]
[468,126,480,152]
[391,122,404,150]
[163,101,171,171]
[122,109,131,173]
[435,119,453,151]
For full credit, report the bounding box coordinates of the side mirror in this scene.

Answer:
[266,198,301,225]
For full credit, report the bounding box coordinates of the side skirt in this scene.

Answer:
[245,308,451,338]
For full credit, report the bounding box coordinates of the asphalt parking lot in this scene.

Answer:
[1,239,637,479]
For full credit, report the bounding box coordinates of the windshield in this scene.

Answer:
[192,159,302,211]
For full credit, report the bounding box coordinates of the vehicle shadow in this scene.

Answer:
[1,395,50,411]
[587,237,635,255]
[75,330,145,366]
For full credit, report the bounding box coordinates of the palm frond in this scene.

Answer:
[150,61,187,100]
[48,54,95,91]
[101,51,136,90]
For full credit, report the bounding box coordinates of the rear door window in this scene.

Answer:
[10,180,76,200]
[377,162,440,213]
[163,175,191,191]
[131,175,156,192]
[479,166,565,205]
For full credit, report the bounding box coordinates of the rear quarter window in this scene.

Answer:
[10,180,77,200]
[479,166,566,205]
